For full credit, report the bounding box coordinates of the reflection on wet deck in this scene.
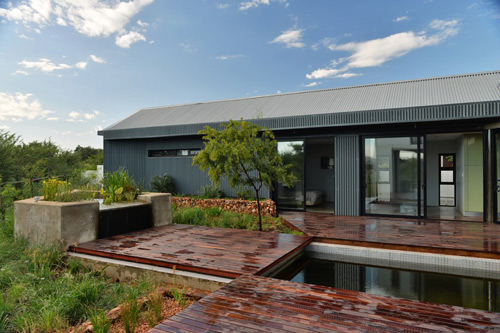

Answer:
[153,275,500,332]
[69,224,312,278]
[281,212,500,258]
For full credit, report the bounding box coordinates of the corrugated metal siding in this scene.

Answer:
[101,101,500,140]
[101,71,500,139]
[104,140,146,183]
[335,135,360,216]
[106,137,271,198]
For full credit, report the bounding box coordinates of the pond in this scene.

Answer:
[272,255,500,312]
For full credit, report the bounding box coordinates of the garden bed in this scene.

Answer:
[172,196,276,217]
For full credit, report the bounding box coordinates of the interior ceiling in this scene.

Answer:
[426,132,480,141]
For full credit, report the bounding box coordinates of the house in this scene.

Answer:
[98,71,500,223]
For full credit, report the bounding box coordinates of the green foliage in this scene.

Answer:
[146,288,163,327]
[170,287,186,307]
[102,168,138,204]
[0,131,20,183]
[236,187,254,200]
[173,205,296,233]
[199,184,225,198]
[150,173,177,194]
[0,225,155,332]
[121,296,140,333]
[89,308,111,333]
[193,120,296,230]
[173,206,206,225]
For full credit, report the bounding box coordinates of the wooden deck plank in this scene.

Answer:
[281,212,500,258]
[155,275,500,332]
[68,224,311,278]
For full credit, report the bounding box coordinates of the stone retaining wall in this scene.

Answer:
[172,197,277,217]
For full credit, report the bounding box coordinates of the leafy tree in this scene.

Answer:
[193,120,296,231]
[0,131,20,182]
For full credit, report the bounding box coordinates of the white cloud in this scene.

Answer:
[271,28,305,48]
[12,70,30,76]
[19,58,72,73]
[306,19,459,80]
[303,82,319,87]
[89,54,105,63]
[394,16,408,22]
[215,54,244,60]
[75,61,87,69]
[0,92,54,122]
[18,33,32,39]
[68,111,80,119]
[115,30,146,48]
[216,3,231,9]
[46,117,60,121]
[240,0,269,11]
[56,16,66,26]
[0,0,153,47]
[0,125,10,130]
[84,110,99,120]
[179,42,197,53]
[136,19,148,27]
[335,72,362,79]
[0,0,52,26]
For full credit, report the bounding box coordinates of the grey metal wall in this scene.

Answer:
[334,135,360,216]
[104,137,270,198]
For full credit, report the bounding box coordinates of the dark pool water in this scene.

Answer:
[272,256,500,312]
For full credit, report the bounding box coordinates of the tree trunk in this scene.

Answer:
[255,190,262,231]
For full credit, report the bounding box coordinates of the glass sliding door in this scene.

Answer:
[364,136,424,217]
[495,132,500,223]
[276,141,305,210]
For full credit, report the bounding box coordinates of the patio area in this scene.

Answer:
[280,211,500,259]
[153,274,500,332]
[69,224,312,278]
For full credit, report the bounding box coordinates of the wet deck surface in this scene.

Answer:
[69,224,311,278]
[153,275,500,332]
[281,212,500,258]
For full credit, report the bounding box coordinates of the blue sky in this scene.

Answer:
[0,0,499,149]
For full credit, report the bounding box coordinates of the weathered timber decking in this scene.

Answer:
[69,224,311,278]
[281,211,500,259]
[152,275,500,332]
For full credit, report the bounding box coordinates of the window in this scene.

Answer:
[148,149,200,158]
[439,153,455,207]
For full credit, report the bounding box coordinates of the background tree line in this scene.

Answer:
[0,130,103,211]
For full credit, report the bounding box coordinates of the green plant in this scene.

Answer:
[193,120,296,231]
[42,178,73,202]
[101,168,138,204]
[204,206,222,217]
[169,287,186,307]
[146,288,163,327]
[236,187,254,200]
[150,173,177,194]
[121,296,140,333]
[89,308,111,333]
[199,184,225,199]
[173,206,206,225]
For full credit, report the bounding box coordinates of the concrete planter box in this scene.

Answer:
[14,193,172,249]
[14,198,99,250]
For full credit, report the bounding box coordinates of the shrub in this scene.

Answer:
[236,187,254,200]
[204,207,222,217]
[42,178,73,202]
[150,174,177,194]
[199,184,224,199]
[101,168,138,204]
[173,207,206,225]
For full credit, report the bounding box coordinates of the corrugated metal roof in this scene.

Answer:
[103,71,500,132]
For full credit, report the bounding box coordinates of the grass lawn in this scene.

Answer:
[0,208,189,332]
[172,204,302,234]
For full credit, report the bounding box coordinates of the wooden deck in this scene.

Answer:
[153,275,500,332]
[281,211,500,259]
[69,224,311,278]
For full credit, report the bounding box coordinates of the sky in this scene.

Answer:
[0,0,499,150]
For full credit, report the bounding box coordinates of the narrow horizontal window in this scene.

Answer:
[148,148,200,157]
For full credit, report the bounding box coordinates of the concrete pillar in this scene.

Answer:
[137,192,172,227]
